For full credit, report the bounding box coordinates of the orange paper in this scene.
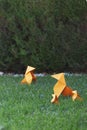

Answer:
[21,66,36,85]
[51,94,58,104]
[51,73,82,103]
[52,73,66,98]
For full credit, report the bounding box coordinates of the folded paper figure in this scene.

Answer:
[51,73,82,104]
[21,66,36,85]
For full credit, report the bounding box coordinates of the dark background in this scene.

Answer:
[0,0,87,73]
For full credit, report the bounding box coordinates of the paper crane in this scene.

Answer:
[51,73,82,104]
[21,66,36,85]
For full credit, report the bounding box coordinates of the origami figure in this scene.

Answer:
[21,66,36,85]
[51,73,82,104]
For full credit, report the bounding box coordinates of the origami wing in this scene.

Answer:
[25,72,32,84]
[53,81,66,98]
[21,72,32,84]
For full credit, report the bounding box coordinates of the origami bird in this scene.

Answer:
[51,73,82,104]
[21,66,36,85]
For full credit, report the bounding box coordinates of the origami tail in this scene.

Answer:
[51,94,58,104]
[72,90,82,101]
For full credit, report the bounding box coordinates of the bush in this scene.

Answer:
[0,0,87,73]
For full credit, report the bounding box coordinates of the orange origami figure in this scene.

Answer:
[51,73,82,104]
[21,66,36,85]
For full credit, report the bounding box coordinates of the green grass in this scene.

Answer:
[0,74,87,130]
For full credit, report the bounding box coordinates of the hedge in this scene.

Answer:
[0,0,87,73]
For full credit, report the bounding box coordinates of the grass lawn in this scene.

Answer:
[0,74,87,130]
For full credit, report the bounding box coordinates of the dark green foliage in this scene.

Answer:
[0,0,87,73]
